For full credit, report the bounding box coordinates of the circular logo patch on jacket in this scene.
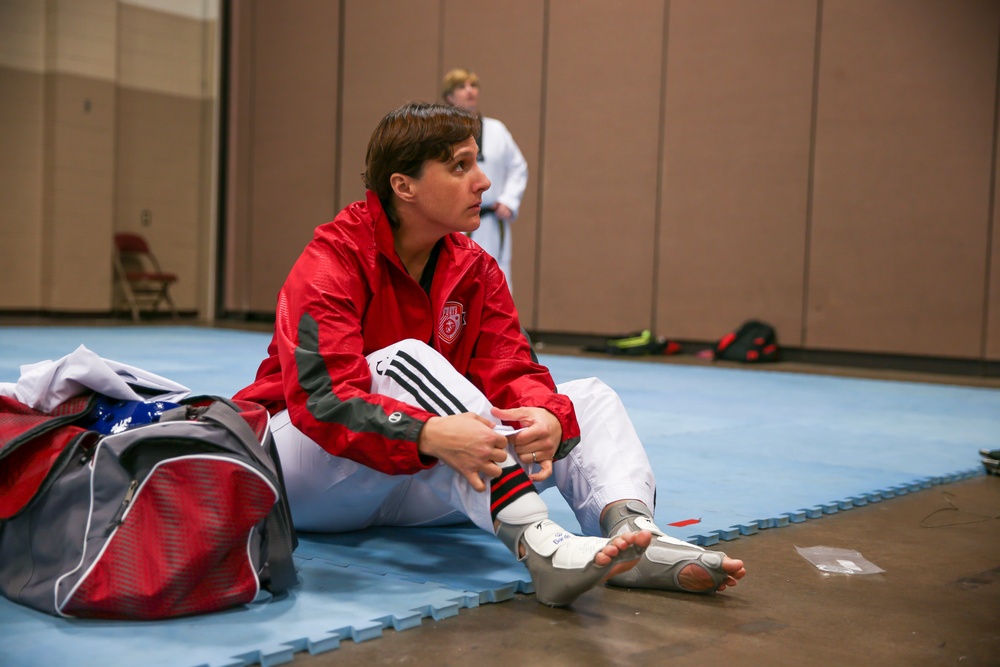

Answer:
[438,301,466,344]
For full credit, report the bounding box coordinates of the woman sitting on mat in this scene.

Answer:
[234,102,745,607]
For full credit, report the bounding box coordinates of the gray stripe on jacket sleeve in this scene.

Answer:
[294,313,424,443]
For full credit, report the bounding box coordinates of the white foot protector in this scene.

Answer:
[497,519,643,607]
[603,501,728,594]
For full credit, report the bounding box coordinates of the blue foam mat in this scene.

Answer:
[296,527,534,604]
[0,326,996,666]
[0,557,477,667]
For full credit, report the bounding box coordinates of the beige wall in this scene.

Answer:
[989,95,1000,361]
[0,0,218,315]
[658,0,817,346]
[226,0,340,312]
[441,0,545,325]
[45,73,116,310]
[338,0,442,208]
[227,0,999,362]
[807,0,998,358]
[537,0,664,334]
[0,66,45,307]
[4,0,998,365]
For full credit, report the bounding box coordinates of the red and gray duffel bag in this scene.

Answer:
[0,393,297,620]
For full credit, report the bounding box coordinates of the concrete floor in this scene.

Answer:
[286,474,1000,667]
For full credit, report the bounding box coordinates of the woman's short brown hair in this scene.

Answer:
[363,102,481,226]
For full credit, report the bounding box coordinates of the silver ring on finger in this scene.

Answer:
[531,451,537,463]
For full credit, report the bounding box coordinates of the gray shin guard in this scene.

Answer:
[602,500,729,594]
[497,519,640,607]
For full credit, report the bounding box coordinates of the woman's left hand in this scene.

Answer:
[490,406,562,482]
[493,203,514,221]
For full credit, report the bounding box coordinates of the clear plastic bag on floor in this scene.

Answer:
[795,545,885,575]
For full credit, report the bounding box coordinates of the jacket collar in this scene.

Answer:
[367,190,459,272]
[368,191,396,260]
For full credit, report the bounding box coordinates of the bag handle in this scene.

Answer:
[161,399,279,479]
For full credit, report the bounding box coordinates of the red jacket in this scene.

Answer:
[234,191,580,475]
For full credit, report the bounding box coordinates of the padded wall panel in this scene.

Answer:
[988,98,1000,361]
[116,88,205,309]
[217,0,1000,366]
[441,0,545,321]
[0,67,44,306]
[1,1,218,316]
[36,1,117,311]
[806,0,999,357]
[45,0,117,81]
[118,3,207,98]
[537,0,664,334]
[0,0,45,72]
[44,73,116,310]
[117,2,217,314]
[247,0,340,312]
[656,0,817,345]
[338,0,442,210]
[224,1,255,312]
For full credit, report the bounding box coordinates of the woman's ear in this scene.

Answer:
[390,173,416,202]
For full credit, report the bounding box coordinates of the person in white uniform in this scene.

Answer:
[443,68,528,292]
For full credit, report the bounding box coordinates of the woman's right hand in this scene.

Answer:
[417,413,508,491]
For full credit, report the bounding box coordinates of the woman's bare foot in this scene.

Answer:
[601,500,747,594]
[606,534,748,594]
[678,555,746,592]
[599,530,653,580]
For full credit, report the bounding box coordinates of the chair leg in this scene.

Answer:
[153,286,179,320]
[121,283,141,322]
[165,290,179,320]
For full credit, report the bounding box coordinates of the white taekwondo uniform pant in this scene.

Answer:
[272,339,656,536]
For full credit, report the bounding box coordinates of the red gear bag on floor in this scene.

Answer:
[0,394,297,619]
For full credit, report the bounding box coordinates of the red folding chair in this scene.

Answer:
[112,232,179,322]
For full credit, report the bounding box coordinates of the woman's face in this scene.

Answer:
[402,136,491,236]
[446,80,480,114]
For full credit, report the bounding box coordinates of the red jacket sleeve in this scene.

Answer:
[236,222,437,476]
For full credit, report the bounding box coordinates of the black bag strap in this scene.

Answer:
[262,506,298,592]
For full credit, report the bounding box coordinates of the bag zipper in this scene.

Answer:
[105,479,138,535]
